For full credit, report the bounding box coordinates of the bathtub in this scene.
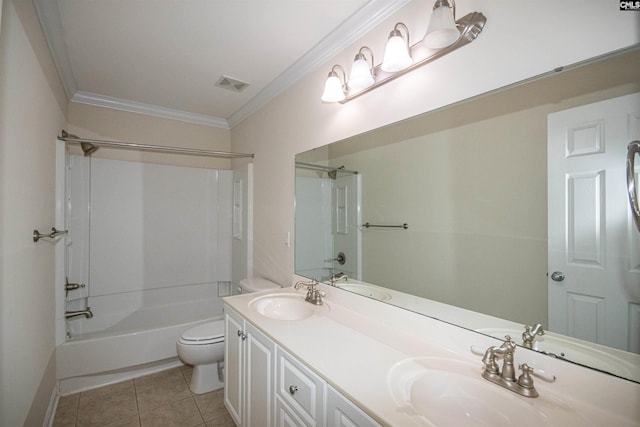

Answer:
[57,294,225,395]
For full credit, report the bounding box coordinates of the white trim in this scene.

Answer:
[43,386,59,427]
[71,92,231,129]
[33,0,78,98]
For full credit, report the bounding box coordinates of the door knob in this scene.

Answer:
[550,271,565,282]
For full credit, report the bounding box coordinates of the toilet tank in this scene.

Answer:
[236,277,282,294]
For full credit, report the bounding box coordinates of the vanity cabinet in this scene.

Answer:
[276,347,325,426]
[326,385,382,427]
[225,305,381,427]
[224,307,276,427]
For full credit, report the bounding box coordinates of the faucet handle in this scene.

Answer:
[526,365,557,383]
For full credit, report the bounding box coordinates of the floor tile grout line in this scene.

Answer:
[133,377,141,424]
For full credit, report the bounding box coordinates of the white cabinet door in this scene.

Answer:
[245,322,275,427]
[326,385,382,427]
[224,309,244,425]
[224,308,276,427]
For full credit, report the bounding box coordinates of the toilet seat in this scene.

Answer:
[179,321,224,345]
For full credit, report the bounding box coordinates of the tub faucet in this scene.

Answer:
[480,335,539,398]
[65,308,93,319]
[522,323,545,348]
[329,272,348,287]
[294,279,326,305]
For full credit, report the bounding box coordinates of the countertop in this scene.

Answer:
[224,284,640,426]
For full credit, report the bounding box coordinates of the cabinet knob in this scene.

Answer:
[289,385,298,395]
[237,330,247,340]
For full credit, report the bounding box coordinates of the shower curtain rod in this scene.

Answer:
[295,161,358,174]
[58,130,254,159]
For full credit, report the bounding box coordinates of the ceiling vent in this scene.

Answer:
[216,75,250,93]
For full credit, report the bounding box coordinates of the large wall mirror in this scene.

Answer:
[295,46,640,383]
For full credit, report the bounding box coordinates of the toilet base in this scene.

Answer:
[189,362,224,394]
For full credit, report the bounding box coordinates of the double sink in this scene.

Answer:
[244,290,631,426]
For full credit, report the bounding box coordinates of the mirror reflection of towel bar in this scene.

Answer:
[33,227,68,242]
[362,222,408,230]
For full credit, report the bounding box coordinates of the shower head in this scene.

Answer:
[81,142,99,156]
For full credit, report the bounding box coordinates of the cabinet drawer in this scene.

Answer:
[276,348,325,426]
[275,396,307,427]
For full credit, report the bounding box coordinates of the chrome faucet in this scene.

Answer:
[522,323,545,348]
[329,272,348,287]
[294,279,326,305]
[65,308,93,319]
[480,336,539,398]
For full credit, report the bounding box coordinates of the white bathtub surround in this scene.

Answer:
[57,156,234,394]
[224,284,640,426]
[62,155,233,336]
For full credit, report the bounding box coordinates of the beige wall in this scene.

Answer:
[0,0,66,425]
[334,106,548,324]
[230,0,638,288]
[67,102,232,169]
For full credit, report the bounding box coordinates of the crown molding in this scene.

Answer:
[71,92,231,129]
[33,0,78,98]
[227,0,411,128]
[35,0,410,129]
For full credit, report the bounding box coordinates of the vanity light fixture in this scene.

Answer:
[348,46,376,91]
[381,23,412,73]
[320,6,486,104]
[321,65,347,103]
[423,0,460,49]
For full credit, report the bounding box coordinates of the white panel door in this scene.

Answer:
[548,92,640,352]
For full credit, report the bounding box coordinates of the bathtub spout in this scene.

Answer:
[65,308,93,319]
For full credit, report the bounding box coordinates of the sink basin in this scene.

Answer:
[476,328,637,379]
[388,357,544,426]
[387,357,590,426]
[337,283,392,301]
[249,293,328,320]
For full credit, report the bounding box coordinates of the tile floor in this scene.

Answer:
[53,366,235,427]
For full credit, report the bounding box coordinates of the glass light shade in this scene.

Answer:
[321,74,345,103]
[348,57,375,91]
[381,35,412,72]
[423,4,460,49]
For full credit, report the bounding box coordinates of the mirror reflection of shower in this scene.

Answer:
[294,161,361,282]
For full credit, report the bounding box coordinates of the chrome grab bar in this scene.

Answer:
[362,222,409,230]
[627,141,640,232]
[33,227,68,242]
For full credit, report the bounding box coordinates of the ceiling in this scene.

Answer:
[34,0,410,129]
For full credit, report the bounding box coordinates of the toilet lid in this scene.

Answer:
[181,321,224,342]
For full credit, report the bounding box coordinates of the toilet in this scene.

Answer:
[176,277,281,394]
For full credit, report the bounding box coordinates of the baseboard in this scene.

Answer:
[43,387,59,427]
[58,357,182,396]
